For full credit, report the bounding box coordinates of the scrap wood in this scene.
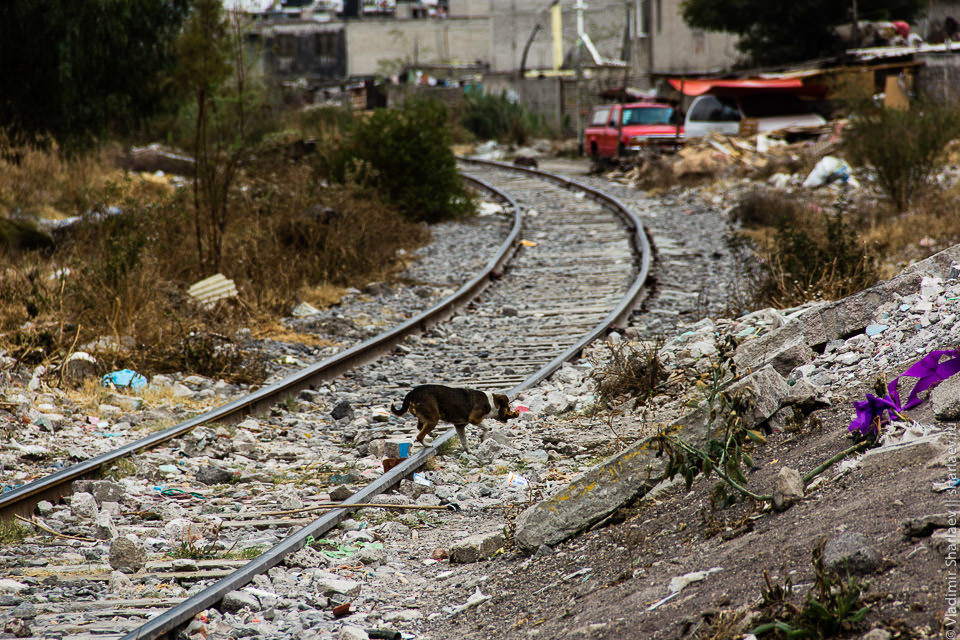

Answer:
[259,502,458,517]
[16,514,96,542]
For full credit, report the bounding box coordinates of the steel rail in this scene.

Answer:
[0,173,521,521]
[456,158,653,396]
[119,159,654,640]
[119,429,456,640]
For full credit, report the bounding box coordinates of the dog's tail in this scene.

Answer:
[390,395,410,416]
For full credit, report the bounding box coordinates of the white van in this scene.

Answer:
[683,93,827,138]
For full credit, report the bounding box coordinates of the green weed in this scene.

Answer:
[438,437,459,457]
[655,334,764,508]
[168,523,232,560]
[0,521,29,545]
[102,457,137,480]
[752,539,871,638]
[224,546,264,560]
[459,91,552,144]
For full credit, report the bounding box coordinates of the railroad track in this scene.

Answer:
[0,159,651,640]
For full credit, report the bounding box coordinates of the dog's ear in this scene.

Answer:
[493,394,519,419]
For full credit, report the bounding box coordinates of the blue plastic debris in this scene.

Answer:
[101,369,147,390]
[865,324,888,336]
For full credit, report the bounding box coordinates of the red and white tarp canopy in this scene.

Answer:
[668,77,805,96]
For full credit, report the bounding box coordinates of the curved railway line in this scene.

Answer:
[0,159,652,640]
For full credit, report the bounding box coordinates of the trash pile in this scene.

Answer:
[605,125,840,187]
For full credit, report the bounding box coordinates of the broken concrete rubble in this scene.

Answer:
[901,512,951,537]
[734,335,815,377]
[772,467,804,511]
[859,432,950,474]
[514,365,793,551]
[449,531,504,563]
[108,535,146,573]
[931,375,960,420]
[732,245,960,382]
[513,437,666,551]
[823,531,882,576]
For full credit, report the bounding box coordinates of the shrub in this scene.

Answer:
[589,337,666,407]
[459,91,550,144]
[727,189,879,310]
[844,101,960,210]
[324,97,474,223]
[730,186,805,228]
[0,141,430,382]
[0,129,121,220]
[229,166,429,309]
[752,205,878,307]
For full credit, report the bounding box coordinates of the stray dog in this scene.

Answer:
[391,384,519,452]
[512,156,538,169]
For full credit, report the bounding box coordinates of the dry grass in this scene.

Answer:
[229,168,429,311]
[138,383,209,411]
[730,185,807,228]
[252,322,338,348]
[729,181,960,310]
[64,378,207,415]
[64,379,116,411]
[727,189,879,310]
[589,337,666,408]
[0,133,432,384]
[859,190,960,278]
[0,132,129,219]
[299,282,350,309]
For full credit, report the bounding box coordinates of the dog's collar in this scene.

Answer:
[484,391,496,416]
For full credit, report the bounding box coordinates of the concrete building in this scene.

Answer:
[247,0,742,88]
[252,19,347,79]
[630,0,741,79]
[345,0,629,78]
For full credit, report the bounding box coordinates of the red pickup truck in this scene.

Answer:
[583,102,683,161]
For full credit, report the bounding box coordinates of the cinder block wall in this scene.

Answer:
[916,54,960,104]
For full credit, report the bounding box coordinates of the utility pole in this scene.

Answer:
[852,0,860,47]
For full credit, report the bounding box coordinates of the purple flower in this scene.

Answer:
[848,349,960,437]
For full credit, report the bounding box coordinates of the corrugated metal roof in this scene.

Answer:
[188,274,238,309]
[847,39,960,62]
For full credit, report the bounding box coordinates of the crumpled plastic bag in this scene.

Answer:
[101,369,147,390]
[802,156,860,189]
